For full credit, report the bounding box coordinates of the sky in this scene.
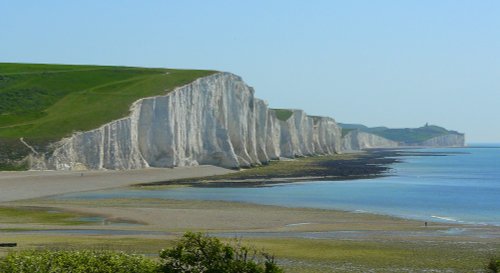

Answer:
[1,0,499,142]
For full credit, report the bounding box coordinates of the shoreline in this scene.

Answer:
[138,150,401,187]
[1,149,466,226]
[187,174,387,188]
[138,149,455,188]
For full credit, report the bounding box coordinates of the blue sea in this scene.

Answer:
[59,145,500,226]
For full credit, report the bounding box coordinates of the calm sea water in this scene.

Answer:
[58,145,500,226]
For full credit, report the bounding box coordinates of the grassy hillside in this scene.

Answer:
[339,123,462,144]
[0,63,216,170]
[0,63,215,139]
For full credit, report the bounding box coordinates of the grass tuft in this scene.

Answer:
[272,109,294,121]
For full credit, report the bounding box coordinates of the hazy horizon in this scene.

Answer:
[2,1,499,142]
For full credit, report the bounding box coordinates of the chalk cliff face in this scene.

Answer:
[341,130,399,151]
[39,73,343,170]
[276,111,340,158]
[418,134,465,147]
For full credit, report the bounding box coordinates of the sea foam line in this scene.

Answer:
[431,215,462,222]
[285,222,312,227]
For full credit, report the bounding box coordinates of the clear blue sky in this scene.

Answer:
[2,0,499,142]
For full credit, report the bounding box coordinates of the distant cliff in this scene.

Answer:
[32,73,343,170]
[418,134,465,147]
[339,123,465,148]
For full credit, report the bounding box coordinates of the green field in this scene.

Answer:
[0,63,215,139]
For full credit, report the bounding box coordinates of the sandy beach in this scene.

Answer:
[0,166,234,202]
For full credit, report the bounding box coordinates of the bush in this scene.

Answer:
[487,257,500,273]
[159,232,283,273]
[0,233,284,273]
[0,249,158,273]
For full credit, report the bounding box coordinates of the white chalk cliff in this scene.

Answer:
[341,130,399,151]
[38,73,343,170]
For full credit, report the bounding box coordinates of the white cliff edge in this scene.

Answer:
[34,72,343,170]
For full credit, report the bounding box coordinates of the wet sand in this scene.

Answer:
[4,197,499,241]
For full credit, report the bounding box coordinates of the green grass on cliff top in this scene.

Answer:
[0,63,216,140]
[272,108,293,121]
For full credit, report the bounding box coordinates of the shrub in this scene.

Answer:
[0,249,158,273]
[159,232,283,273]
[487,257,500,273]
[0,233,283,273]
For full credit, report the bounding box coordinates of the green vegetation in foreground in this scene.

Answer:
[0,206,99,225]
[247,238,499,273]
[272,109,293,121]
[0,63,215,139]
[488,258,500,273]
[160,232,283,273]
[1,234,497,273]
[339,122,463,144]
[0,233,283,273]
[0,250,158,273]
